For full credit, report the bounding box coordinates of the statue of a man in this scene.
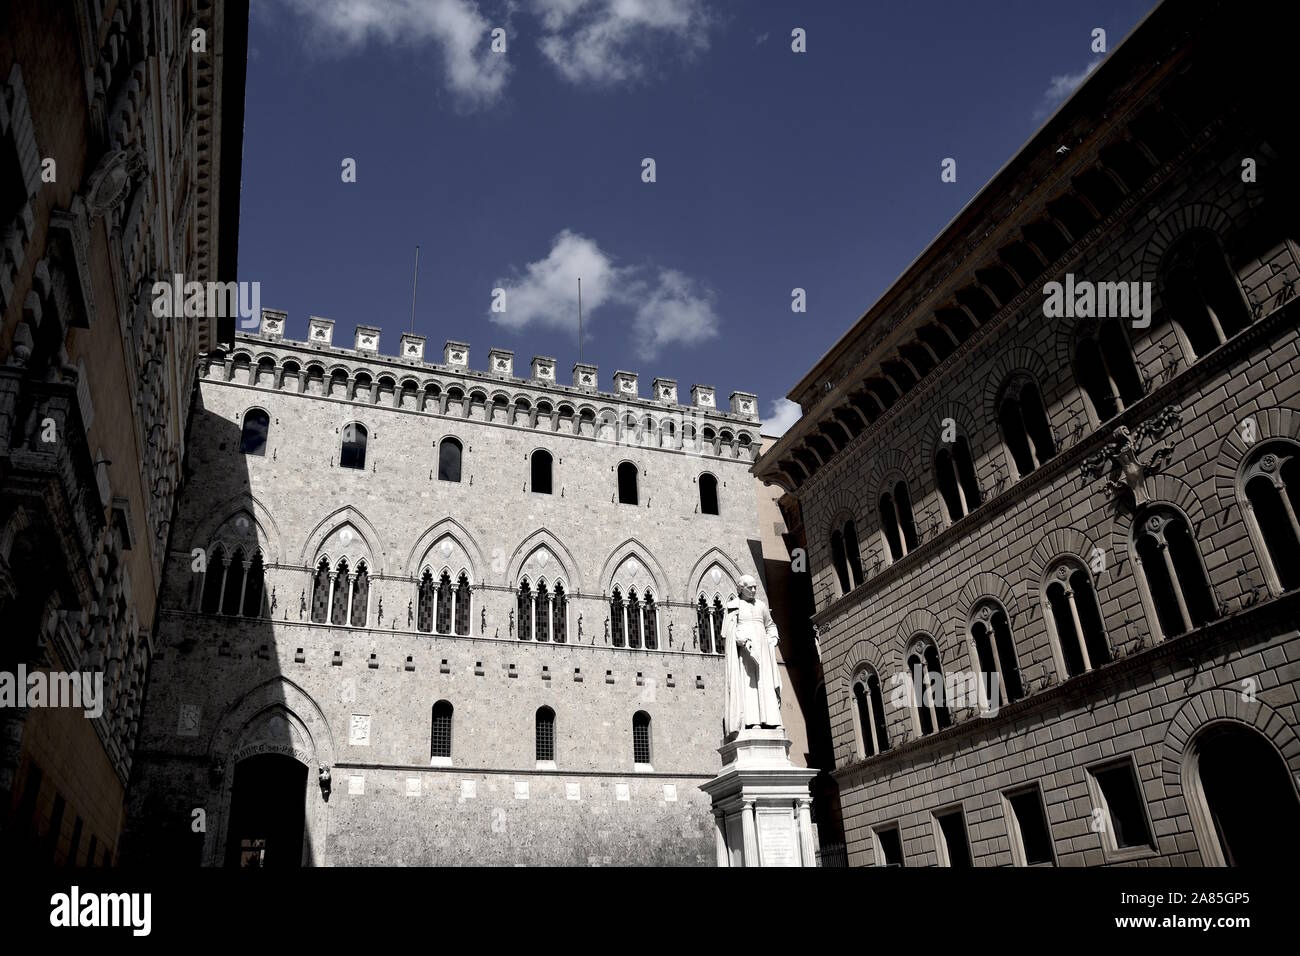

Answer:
[721,574,782,737]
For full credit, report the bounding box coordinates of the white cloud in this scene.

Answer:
[761,398,801,438]
[271,0,510,109]
[532,0,711,85]
[1034,58,1101,120]
[490,230,720,358]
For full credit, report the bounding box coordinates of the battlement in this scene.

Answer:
[222,310,761,424]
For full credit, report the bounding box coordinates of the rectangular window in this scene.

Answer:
[1003,786,1055,866]
[874,825,904,867]
[1088,760,1155,856]
[933,806,972,867]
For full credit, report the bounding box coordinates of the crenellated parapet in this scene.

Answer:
[202,311,763,459]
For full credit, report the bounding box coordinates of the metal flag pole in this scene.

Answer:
[578,276,583,366]
[410,246,420,334]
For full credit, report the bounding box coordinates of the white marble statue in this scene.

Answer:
[722,574,783,737]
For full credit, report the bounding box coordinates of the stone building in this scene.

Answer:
[0,0,247,865]
[123,314,775,866]
[754,0,1300,866]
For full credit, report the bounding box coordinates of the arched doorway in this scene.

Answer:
[1188,723,1300,866]
[224,754,308,867]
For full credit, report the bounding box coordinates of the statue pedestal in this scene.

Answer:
[700,729,818,867]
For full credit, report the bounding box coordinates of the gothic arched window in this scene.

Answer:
[438,438,463,482]
[618,461,638,505]
[350,562,370,627]
[340,423,367,470]
[536,707,556,763]
[643,592,659,650]
[610,588,625,648]
[518,580,533,640]
[202,548,227,614]
[552,582,568,643]
[535,582,551,642]
[697,596,713,654]
[455,573,471,636]
[437,571,453,634]
[240,409,269,456]
[632,711,652,765]
[222,548,245,614]
[417,570,435,633]
[699,473,719,515]
[531,450,553,494]
[241,552,264,617]
[430,701,453,760]
[310,557,330,623]
[1132,506,1217,640]
[879,483,918,561]
[330,558,350,625]
[626,590,643,649]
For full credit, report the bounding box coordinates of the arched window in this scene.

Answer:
[610,588,625,648]
[430,701,453,761]
[340,423,367,470]
[1132,506,1217,640]
[1160,230,1250,360]
[830,518,864,595]
[531,450,553,494]
[222,548,245,614]
[998,377,1055,479]
[879,483,917,562]
[712,596,725,654]
[517,580,533,640]
[643,592,659,650]
[618,461,638,505]
[201,548,227,613]
[968,600,1025,705]
[241,552,264,617]
[438,438,462,482]
[632,711,652,765]
[330,558,350,625]
[553,582,568,643]
[906,637,951,737]
[626,589,643,649]
[936,437,982,524]
[1074,319,1144,423]
[1044,560,1111,679]
[536,707,556,763]
[417,570,435,633]
[699,474,719,515]
[697,596,713,654]
[310,557,330,623]
[437,571,453,634]
[455,573,471,635]
[1241,441,1300,595]
[535,582,551,642]
[852,668,889,758]
[240,409,269,456]
[350,562,370,627]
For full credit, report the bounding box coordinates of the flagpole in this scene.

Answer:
[578,276,583,366]
[410,246,420,334]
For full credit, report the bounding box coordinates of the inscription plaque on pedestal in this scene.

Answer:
[756,810,798,867]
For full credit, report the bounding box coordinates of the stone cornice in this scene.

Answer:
[757,113,1226,488]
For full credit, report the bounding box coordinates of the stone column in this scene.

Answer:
[713,809,728,867]
[797,799,816,867]
[741,800,759,867]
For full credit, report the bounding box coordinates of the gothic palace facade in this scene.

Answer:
[123,315,773,866]
[755,0,1300,867]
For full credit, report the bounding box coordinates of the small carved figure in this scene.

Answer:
[299,589,306,620]
[481,607,487,634]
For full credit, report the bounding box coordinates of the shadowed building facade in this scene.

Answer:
[755,0,1300,867]
[0,0,247,865]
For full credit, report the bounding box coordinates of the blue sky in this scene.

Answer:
[237,0,1157,434]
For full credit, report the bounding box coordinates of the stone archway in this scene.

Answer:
[205,679,335,867]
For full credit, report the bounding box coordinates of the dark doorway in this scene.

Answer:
[224,754,307,868]
[1195,724,1300,866]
